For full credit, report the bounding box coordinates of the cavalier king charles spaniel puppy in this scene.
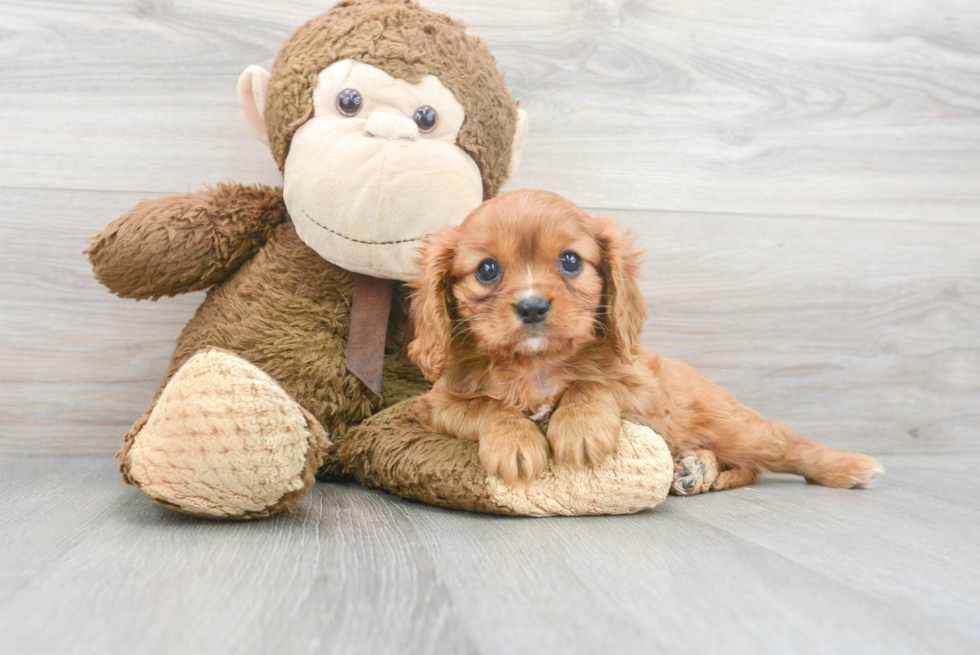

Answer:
[409,189,883,492]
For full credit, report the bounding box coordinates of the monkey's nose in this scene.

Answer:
[363,112,419,141]
[514,297,551,325]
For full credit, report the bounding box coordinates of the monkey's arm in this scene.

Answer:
[86,183,286,299]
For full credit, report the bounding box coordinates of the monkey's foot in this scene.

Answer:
[671,449,721,496]
[121,349,331,519]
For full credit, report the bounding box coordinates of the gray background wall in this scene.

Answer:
[2,0,978,454]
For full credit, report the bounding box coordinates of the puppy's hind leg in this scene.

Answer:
[671,449,720,495]
[668,411,882,493]
[671,451,756,495]
[712,466,757,491]
[768,423,884,489]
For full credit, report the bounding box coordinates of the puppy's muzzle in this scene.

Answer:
[514,296,551,325]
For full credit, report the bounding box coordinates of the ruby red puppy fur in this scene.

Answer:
[409,189,883,491]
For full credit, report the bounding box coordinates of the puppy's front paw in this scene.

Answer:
[479,420,550,485]
[547,403,621,468]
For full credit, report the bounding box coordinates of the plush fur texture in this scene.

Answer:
[410,190,885,491]
[90,184,426,431]
[266,0,518,199]
[342,402,672,516]
[89,1,673,518]
[87,183,287,300]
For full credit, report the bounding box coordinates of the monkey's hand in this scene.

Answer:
[86,183,286,299]
[547,382,622,468]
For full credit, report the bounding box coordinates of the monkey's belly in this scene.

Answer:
[157,220,428,435]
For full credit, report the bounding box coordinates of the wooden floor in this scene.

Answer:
[2,0,980,653]
[1,453,978,654]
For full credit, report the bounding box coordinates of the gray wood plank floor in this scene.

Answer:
[1,454,978,655]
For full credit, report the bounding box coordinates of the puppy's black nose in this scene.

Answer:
[514,296,551,325]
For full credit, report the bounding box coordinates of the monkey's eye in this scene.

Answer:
[336,89,363,117]
[413,105,438,132]
[559,251,583,276]
[476,258,501,284]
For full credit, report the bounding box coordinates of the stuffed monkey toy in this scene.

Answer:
[87,0,673,519]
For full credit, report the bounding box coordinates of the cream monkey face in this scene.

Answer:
[241,59,483,280]
[239,57,529,280]
[284,60,486,279]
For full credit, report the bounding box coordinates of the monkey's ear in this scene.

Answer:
[407,227,461,381]
[507,109,529,179]
[237,65,271,146]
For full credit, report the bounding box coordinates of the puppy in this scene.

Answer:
[409,189,883,492]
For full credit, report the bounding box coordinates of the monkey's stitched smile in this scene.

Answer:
[279,58,500,280]
[301,209,428,245]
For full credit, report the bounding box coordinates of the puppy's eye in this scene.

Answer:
[413,105,438,132]
[476,258,501,284]
[559,251,583,276]
[336,89,363,117]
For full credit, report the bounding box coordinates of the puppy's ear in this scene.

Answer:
[595,217,647,361]
[408,227,460,381]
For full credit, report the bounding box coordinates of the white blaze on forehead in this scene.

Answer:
[518,288,540,300]
[282,60,483,281]
[518,267,539,300]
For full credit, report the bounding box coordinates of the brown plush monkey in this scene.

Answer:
[87,0,672,519]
